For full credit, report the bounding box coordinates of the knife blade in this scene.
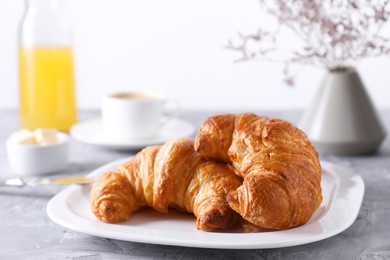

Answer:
[0,177,94,187]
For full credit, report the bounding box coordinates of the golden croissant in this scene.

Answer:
[194,113,322,230]
[90,138,242,231]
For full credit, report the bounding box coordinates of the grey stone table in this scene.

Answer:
[1,110,390,260]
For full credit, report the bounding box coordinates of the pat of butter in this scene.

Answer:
[9,129,36,144]
[34,129,58,144]
[9,128,59,145]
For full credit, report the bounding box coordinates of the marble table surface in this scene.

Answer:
[1,110,390,260]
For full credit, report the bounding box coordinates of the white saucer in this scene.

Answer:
[70,118,195,150]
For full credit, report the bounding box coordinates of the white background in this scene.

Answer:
[1,0,389,111]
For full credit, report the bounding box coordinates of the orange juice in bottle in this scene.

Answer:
[19,0,77,132]
[19,47,77,131]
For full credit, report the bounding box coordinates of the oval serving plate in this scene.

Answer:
[47,159,364,249]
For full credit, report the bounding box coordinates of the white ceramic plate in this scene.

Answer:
[70,118,195,150]
[47,159,364,249]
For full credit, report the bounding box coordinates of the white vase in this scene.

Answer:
[299,67,386,155]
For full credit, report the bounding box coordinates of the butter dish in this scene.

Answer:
[6,132,69,176]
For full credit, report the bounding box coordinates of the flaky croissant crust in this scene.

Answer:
[91,113,322,232]
[90,138,242,231]
[195,113,322,230]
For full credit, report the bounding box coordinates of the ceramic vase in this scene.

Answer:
[299,67,386,155]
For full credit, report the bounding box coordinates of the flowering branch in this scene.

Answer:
[226,0,390,85]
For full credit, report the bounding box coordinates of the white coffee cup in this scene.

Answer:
[102,91,179,140]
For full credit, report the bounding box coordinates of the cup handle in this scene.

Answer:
[161,100,181,125]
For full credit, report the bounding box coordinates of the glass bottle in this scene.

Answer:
[19,0,77,132]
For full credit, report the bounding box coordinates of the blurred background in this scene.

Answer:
[1,0,390,111]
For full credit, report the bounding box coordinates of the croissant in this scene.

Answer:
[90,138,242,231]
[194,113,322,230]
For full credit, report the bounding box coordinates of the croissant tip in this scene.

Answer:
[197,207,238,231]
[94,200,130,223]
